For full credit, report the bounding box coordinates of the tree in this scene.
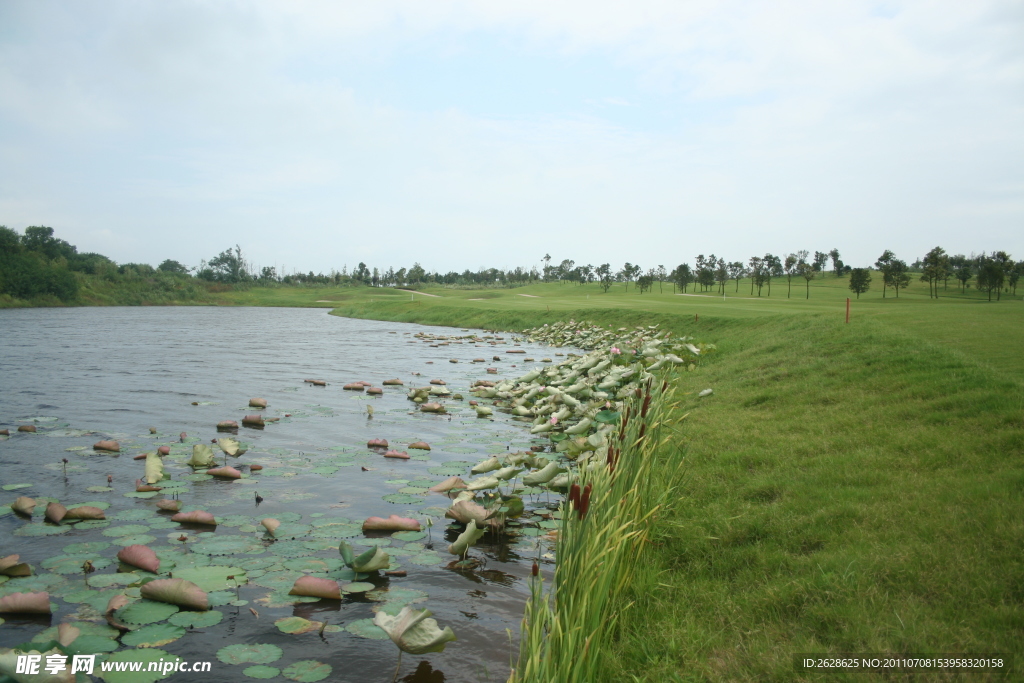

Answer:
[21,226,76,261]
[596,263,614,293]
[796,260,815,299]
[875,250,896,298]
[728,261,745,292]
[763,253,782,296]
[714,258,728,294]
[203,245,249,283]
[976,254,1005,301]
[620,262,636,291]
[920,246,949,298]
[672,264,693,293]
[829,248,844,277]
[954,263,972,293]
[748,256,764,296]
[542,254,553,281]
[1009,261,1023,296]
[889,259,911,298]
[848,268,872,298]
[784,254,798,298]
[813,251,829,273]
[0,226,22,253]
[557,259,575,282]
[407,263,426,284]
[637,272,653,294]
[656,265,666,293]
[158,259,190,275]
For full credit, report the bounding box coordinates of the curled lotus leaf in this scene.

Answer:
[470,456,501,474]
[144,453,164,485]
[288,576,340,600]
[275,616,322,634]
[206,466,242,479]
[373,606,457,655]
[339,542,390,573]
[0,591,51,614]
[45,502,67,524]
[94,440,120,452]
[427,476,466,494]
[11,496,35,516]
[261,518,280,536]
[361,515,421,532]
[0,555,31,577]
[217,438,244,455]
[445,499,496,528]
[117,544,160,573]
[57,622,81,646]
[448,519,486,557]
[189,444,216,469]
[0,647,72,683]
[140,578,208,611]
[171,510,217,526]
[465,475,500,491]
[156,499,181,512]
[64,506,106,520]
[523,461,564,486]
[408,441,431,450]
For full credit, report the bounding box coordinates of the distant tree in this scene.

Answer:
[889,259,911,298]
[204,245,250,283]
[1009,261,1023,296]
[580,264,594,284]
[954,263,972,293]
[672,263,693,293]
[21,226,76,261]
[596,263,614,292]
[783,254,798,297]
[656,265,666,293]
[728,261,745,292]
[764,253,782,296]
[828,248,844,277]
[813,251,829,273]
[542,254,553,281]
[0,226,22,253]
[875,250,896,298]
[407,263,426,284]
[158,259,190,275]
[259,266,278,281]
[976,254,1005,301]
[748,256,764,296]
[797,260,816,299]
[714,258,728,294]
[620,262,636,291]
[636,273,653,294]
[557,259,575,282]
[920,246,949,298]
[848,268,872,298]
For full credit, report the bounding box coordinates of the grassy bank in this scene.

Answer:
[328,285,1023,680]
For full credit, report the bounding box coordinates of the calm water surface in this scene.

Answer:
[0,307,569,683]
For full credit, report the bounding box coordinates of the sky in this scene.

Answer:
[1,0,1021,276]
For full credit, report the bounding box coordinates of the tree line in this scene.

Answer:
[2,225,1020,303]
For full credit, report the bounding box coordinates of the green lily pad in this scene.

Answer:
[282,557,343,573]
[341,581,374,593]
[408,553,443,566]
[239,557,277,571]
[102,524,152,538]
[207,590,235,607]
[14,523,71,536]
[115,599,179,625]
[266,541,315,558]
[366,587,429,605]
[217,643,284,665]
[64,541,112,554]
[345,618,388,640]
[168,609,223,628]
[88,572,140,588]
[121,622,186,648]
[309,524,361,539]
[274,616,321,634]
[73,519,111,529]
[2,483,32,490]
[124,491,160,499]
[218,514,253,527]
[43,554,112,574]
[113,534,157,546]
[256,592,320,608]
[282,661,332,682]
[191,537,258,556]
[172,565,246,592]
[71,635,120,653]
[382,493,425,505]
[100,648,181,683]
[111,509,157,521]
[244,666,281,679]
[392,531,426,542]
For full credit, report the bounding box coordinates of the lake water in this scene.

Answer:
[0,307,569,682]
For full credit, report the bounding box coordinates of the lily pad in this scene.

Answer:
[382,493,425,505]
[217,643,283,665]
[168,609,223,628]
[392,531,426,542]
[113,534,157,547]
[244,666,282,679]
[102,524,152,538]
[282,661,332,682]
[115,599,179,625]
[13,523,71,537]
[43,554,112,574]
[64,541,112,554]
[71,634,120,653]
[274,616,322,634]
[341,581,374,593]
[345,618,388,640]
[111,509,157,521]
[121,622,186,648]
[88,572,140,588]
[191,537,258,556]
[172,566,246,592]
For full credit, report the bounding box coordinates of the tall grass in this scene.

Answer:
[512,376,685,682]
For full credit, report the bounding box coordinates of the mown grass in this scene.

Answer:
[325,280,1024,681]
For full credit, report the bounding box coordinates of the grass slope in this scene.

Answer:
[327,280,1023,680]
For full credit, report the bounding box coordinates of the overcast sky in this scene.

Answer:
[1,1,1021,275]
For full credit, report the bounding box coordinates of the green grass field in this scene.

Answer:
[311,275,1023,680]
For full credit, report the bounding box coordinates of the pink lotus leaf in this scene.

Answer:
[261,518,280,536]
[63,506,106,520]
[408,441,431,450]
[362,515,421,532]
[0,555,32,577]
[367,438,389,448]
[117,544,160,573]
[45,502,67,524]
[288,576,341,600]
[383,450,409,459]
[57,622,81,647]
[428,476,467,494]
[207,466,242,479]
[141,578,208,611]
[11,496,35,516]
[0,591,51,614]
[93,440,120,452]
[171,510,217,526]
[156,499,181,512]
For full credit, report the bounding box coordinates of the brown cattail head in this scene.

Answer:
[662,379,669,393]
[638,423,647,441]
[579,484,592,520]
[569,483,581,512]
[532,562,539,577]
[641,392,652,418]
[635,387,642,399]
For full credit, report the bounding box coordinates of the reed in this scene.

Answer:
[512,375,682,682]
